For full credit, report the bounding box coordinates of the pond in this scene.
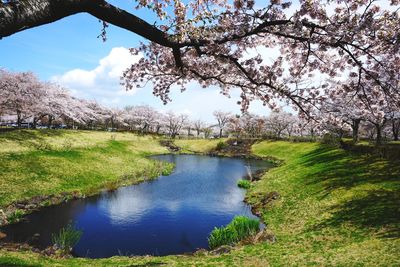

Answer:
[0,154,272,258]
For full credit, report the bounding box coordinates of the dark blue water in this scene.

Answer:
[1,154,271,258]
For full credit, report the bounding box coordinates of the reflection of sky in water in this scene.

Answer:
[103,156,261,225]
[1,155,272,258]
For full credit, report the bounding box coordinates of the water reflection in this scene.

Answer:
[1,154,272,258]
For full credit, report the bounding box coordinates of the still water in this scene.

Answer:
[1,154,272,258]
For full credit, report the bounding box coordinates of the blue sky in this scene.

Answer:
[0,1,272,122]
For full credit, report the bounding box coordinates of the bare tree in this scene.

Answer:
[213,111,231,138]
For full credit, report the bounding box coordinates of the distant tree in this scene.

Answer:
[0,70,43,127]
[213,111,231,138]
[266,111,295,139]
[193,120,205,137]
[165,111,188,138]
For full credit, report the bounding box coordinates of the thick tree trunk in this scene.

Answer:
[111,117,115,131]
[375,124,382,145]
[219,128,223,138]
[32,117,38,129]
[16,110,22,128]
[393,120,399,141]
[47,115,53,129]
[351,118,361,143]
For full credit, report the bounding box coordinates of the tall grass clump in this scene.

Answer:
[7,209,25,224]
[208,216,259,249]
[216,141,227,150]
[237,179,251,189]
[52,223,82,253]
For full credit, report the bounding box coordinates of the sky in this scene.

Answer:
[0,1,277,122]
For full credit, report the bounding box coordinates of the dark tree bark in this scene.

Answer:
[376,124,382,145]
[373,119,386,145]
[32,116,38,129]
[16,110,22,128]
[351,118,361,143]
[392,119,400,141]
[0,0,176,47]
[47,115,53,129]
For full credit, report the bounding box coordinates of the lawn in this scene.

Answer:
[0,130,171,208]
[0,134,399,266]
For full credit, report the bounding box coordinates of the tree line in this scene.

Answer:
[1,69,399,143]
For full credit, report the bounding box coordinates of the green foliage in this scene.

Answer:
[237,179,251,189]
[7,209,25,224]
[216,141,227,150]
[320,133,341,146]
[52,223,82,253]
[208,216,260,249]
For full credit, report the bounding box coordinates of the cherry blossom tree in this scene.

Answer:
[213,111,232,138]
[0,69,43,127]
[1,1,399,115]
[389,112,400,141]
[184,119,194,136]
[266,110,296,139]
[193,119,205,137]
[321,71,399,144]
[165,111,188,138]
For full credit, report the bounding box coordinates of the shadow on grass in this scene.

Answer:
[321,189,400,238]
[0,256,40,267]
[299,145,400,238]
[300,145,400,191]
[0,130,68,152]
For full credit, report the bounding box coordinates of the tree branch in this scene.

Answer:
[0,0,176,47]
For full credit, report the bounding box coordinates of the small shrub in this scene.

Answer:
[52,223,82,253]
[216,141,226,150]
[7,209,25,224]
[237,179,251,189]
[208,216,260,249]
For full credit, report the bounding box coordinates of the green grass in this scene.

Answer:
[216,140,227,151]
[237,179,252,189]
[52,223,82,253]
[1,136,399,266]
[6,209,25,224]
[248,141,400,266]
[208,216,260,249]
[174,138,227,153]
[0,130,171,208]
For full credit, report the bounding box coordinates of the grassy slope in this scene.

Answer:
[174,138,226,153]
[0,130,170,208]
[249,141,400,266]
[1,138,399,266]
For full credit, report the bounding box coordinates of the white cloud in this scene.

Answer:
[52,47,275,122]
[52,47,141,106]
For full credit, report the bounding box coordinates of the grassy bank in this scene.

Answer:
[0,130,171,209]
[248,141,400,266]
[1,136,399,266]
[174,138,226,153]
